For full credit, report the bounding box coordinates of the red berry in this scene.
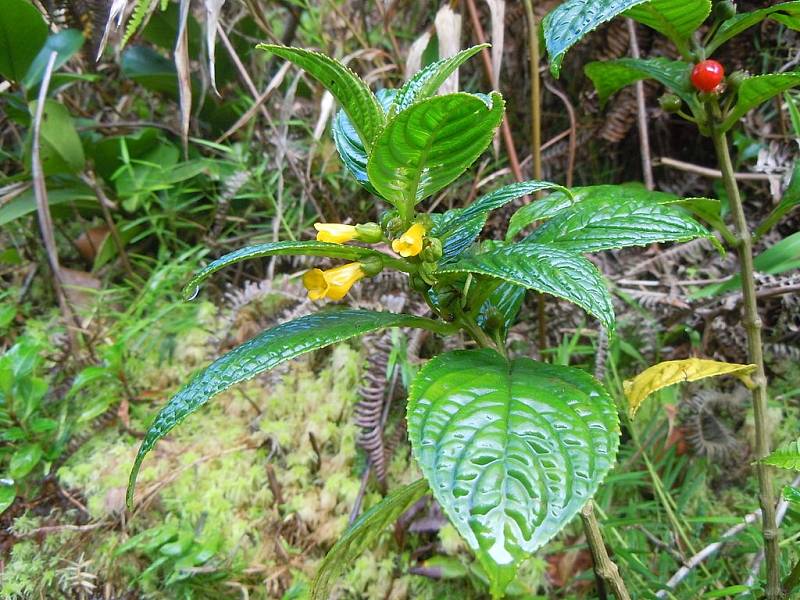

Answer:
[691,60,725,93]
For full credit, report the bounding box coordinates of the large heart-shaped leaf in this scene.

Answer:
[311,479,428,599]
[526,196,711,253]
[0,0,47,83]
[584,58,695,107]
[127,310,453,506]
[507,184,678,240]
[542,0,649,77]
[432,180,566,261]
[408,349,619,597]
[436,242,615,331]
[332,88,396,194]
[257,45,384,151]
[391,44,488,114]
[708,1,800,54]
[182,241,391,300]
[625,0,711,53]
[367,92,504,213]
[721,72,800,132]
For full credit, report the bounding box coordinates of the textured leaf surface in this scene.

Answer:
[763,440,800,471]
[408,349,619,596]
[624,358,756,417]
[477,282,526,338]
[507,184,678,239]
[708,1,800,53]
[721,73,800,132]
[183,241,388,300]
[257,45,383,151]
[526,196,711,253]
[392,45,487,113]
[332,88,396,194]
[542,0,649,76]
[625,0,711,48]
[585,58,694,107]
[311,479,428,599]
[432,181,565,260]
[367,92,504,210]
[437,243,615,331]
[128,311,452,506]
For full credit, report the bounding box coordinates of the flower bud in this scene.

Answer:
[658,93,682,113]
[354,222,383,243]
[713,0,736,20]
[359,255,384,277]
[420,237,444,262]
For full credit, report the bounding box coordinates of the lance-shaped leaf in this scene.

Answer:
[624,358,756,417]
[408,349,619,597]
[257,45,384,151]
[708,1,800,54]
[311,479,428,599]
[182,241,389,300]
[333,88,396,194]
[432,180,566,260]
[625,0,711,53]
[762,440,800,471]
[542,0,649,77]
[367,92,504,210]
[507,184,678,239]
[127,310,453,506]
[436,242,615,331]
[526,196,712,253]
[585,58,695,107]
[391,44,488,114]
[721,72,800,132]
[756,161,800,237]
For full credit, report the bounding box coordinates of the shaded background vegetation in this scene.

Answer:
[1,0,799,598]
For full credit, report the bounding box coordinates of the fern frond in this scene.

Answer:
[122,0,157,46]
[763,439,800,471]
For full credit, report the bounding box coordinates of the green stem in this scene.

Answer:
[710,118,781,600]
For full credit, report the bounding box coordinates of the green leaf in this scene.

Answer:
[692,230,800,298]
[708,1,800,54]
[507,184,678,239]
[311,479,428,600]
[542,0,649,77]
[625,0,711,51]
[477,281,526,338]
[526,196,711,253]
[408,349,619,596]
[367,92,504,212]
[721,73,800,132]
[9,444,43,479]
[432,181,566,260]
[26,100,85,175]
[182,241,389,301]
[391,44,488,113]
[0,186,96,227]
[0,0,48,82]
[762,439,800,471]
[584,58,695,107]
[0,482,15,515]
[332,88,396,195]
[127,310,453,507]
[756,161,800,237]
[22,29,85,90]
[257,45,383,151]
[437,242,615,331]
[783,486,800,504]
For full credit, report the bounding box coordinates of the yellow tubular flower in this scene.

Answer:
[392,223,426,257]
[303,262,365,301]
[315,223,358,244]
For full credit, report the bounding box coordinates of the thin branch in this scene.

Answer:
[581,501,632,600]
[654,156,778,182]
[626,18,654,190]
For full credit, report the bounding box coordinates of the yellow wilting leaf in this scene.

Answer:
[624,358,757,418]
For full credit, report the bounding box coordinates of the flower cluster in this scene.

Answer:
[303,220,428,301]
